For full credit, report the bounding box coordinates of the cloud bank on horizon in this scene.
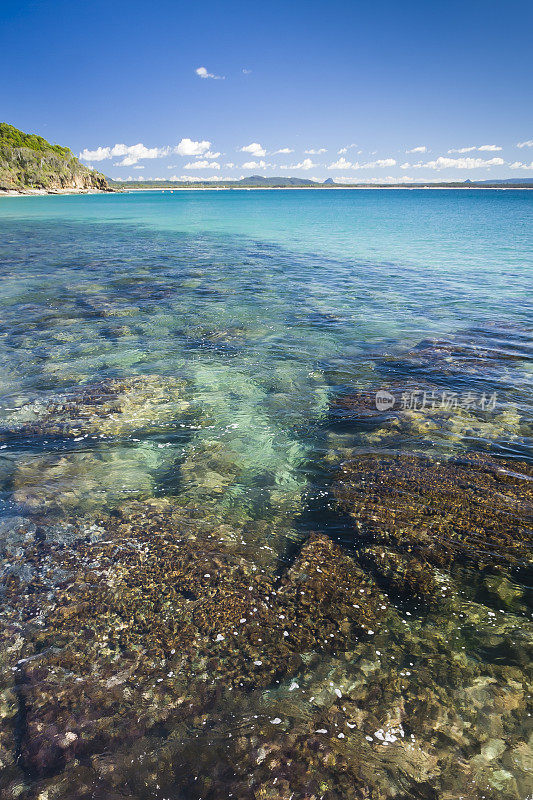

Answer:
[79,136,533,181]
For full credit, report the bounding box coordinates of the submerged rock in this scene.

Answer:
[130,625,532,800]
[334,452,532,572]
[329,383,527,457]
[358,544,443,604]
[1,375,192,440]
[332,452,533,607]
[328,324,532,457]
[0,501,387,784]
[0,629,24,792]
[12,442,169,514]
[378,322,532,382]
[0,502,530,799]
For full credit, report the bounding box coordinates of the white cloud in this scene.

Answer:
[239,142,266,157]
[448,145,502,154]
[175,138,211,156]
[225,162,235,168]
[509,161,533,169]
[517,140,533,148]
[175,175,221,181]
[279,158,316,170]
[328,157,353,170]
[196,66,224,80]
[112,144,163,159]
[366,158,397,168]
[406,145,427,153]
[242,68,252,74]
[362,175,415,184]
[184,160,221,169]
[274,147,294,154]
[79,146,111,161]
[327,157,397,170]
[337,143,357,154]
[203,150,221,159]
[167,174,235,182]
[242,160,268,169]
[304,148,326,154]
[417,156,505,169]
[329,175,414,185]
[448,146,477,154]
[80,142,167,165]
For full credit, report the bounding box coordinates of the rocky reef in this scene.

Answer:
[334,452,532,571]
[0,500,390,797]
[0,375,195,516]
[0,322,531,799]
[1,375,191,441]
[328,322,532,458]
[0,498,531,799]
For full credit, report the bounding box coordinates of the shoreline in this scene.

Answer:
[118,185,533,191]
[1,185,532,197]
[0,187,114,197]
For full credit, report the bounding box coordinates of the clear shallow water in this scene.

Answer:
[0,189,532,799]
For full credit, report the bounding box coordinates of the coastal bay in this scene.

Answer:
[0,188,531,799]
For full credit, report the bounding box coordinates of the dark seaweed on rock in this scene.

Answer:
[333,452,533,577]
[376,323,532,385]
[0,500,387,782]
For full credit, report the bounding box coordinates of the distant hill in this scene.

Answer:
[240,174,316,187]
[109,175,319,189]
[109,176,533,190]
[0,123,109,192]
[469,177,533,185]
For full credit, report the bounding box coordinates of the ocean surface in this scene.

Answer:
[0,189,531,799]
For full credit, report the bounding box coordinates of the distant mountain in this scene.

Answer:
[108,175,533,190]
[109,176,321,189]
[0,123,109,192]
[235,174,317,187]
[468,177,533,185]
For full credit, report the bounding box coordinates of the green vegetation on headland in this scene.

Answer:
[0,123,110,192]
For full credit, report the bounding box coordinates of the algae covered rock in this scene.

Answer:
[328,323,532,457]
[333,452,532,574]
[2,501,387,782]
[1,375,191,440]
[331,451,533,610]
[329,383,527,455]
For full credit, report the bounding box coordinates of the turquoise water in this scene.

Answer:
[0,190,531,514]
[0,189,532,799]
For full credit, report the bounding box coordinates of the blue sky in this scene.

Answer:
[1,0,532,182]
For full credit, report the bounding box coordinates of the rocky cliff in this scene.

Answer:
[0,123,110,192]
